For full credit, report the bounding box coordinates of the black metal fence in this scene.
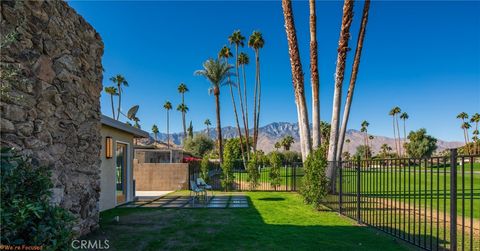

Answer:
[324,150,480,251]
[188,161,304,191]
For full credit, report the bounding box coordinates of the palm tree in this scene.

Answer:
[400,112,409,157]
[281,0,312,161]
[229,31,250,157]
[219,45,247,168]
[176,103,189,141]
[163,101,172,148]
[380,143,392,158]
[282,136,295,151]
[109,74,128,120]
[309,0,321,149]
[238,52,251,154]
[389,107,401,156]
[457,112,470,154]
[204,119,211,137]
[326,0,355,172]
[195,59,234,163]
[248,31,265,152]
[336,0,371,161]
[471,113,480,154]
[369,135,374,154]
[104,86,118,118]
[152,124,159,143]
[461,122,471,154]
[361,120,369,159]
[178,83,189,139]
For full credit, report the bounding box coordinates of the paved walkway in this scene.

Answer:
[118,194,249,209]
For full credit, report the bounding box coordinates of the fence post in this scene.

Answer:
[450,148,457,251]
[356,157,361,224]
[339,160,343,214]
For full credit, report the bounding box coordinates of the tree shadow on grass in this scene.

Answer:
[81,194,437,251]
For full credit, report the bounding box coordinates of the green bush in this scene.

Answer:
[282,151,302,164]
[247,151,261,190]
[269,151,282,190]
[221,140,237,191]
[183,134,214,157]
[300,146,328,209]
[1,147,75,250]
[200,155,211,183]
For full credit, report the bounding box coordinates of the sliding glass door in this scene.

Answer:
[116,143,128,204]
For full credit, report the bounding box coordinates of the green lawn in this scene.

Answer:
[84,192,410,250]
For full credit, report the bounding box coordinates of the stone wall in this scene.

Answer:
[1,1,104,235]
[134,162,190,191]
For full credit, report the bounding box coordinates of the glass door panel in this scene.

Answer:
[116,143,128,204]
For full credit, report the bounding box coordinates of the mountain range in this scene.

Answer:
[142,122,463,154]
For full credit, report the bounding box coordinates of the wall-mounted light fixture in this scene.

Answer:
[105,136,113,159]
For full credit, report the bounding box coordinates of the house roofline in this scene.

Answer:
[101,115,150,138]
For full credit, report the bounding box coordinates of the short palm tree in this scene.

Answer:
[471,113,480,154]
[109,75,128,120]
[248,31,265,152]
[178,83,189,138]
[281,136,295,151]
[152,124,159,143]
[195,59,234,163]
[380,143,392,158]
[104,86,118,118]
[204,119,211,137]
[163,101,172,148]
[274,141,281,151]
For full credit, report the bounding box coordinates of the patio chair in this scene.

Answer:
[190,180,206,206]
[197,178,213,199]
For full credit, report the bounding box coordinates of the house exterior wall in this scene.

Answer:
[100,125,135,211]
[133,162,189,191]
[0,1,103,235]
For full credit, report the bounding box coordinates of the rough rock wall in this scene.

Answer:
[1,1,104,235]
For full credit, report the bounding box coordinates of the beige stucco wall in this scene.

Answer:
[134,163,189,191]
[100,125,135,211]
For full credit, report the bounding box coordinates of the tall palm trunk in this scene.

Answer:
[282,0,312,162]
[395,114,402,156]
[235,46,250,159]
[110,94,115,119]
[310,0,321,149]
[224,58,247,168]
[365,132,369,159]
[403,119,407,157]
[252,49,260,152]
[181,94,187,140]
[336,0,371,161]
[214,88,223,163]
[392,116,399,156]
[206,125,210,137]
[242,63,250,155]
[255,52,262,151]
[326,0,355,181]
[166,110,170,149]
[116,85,121,120]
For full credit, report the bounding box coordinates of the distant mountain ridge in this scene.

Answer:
[144,122,463,154]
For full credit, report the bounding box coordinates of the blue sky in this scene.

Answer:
[69,1,479,142]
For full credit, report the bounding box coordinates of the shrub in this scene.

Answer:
[1,147,75,250]
[183,134,214,157]
[221,140,237,191]
[200,155,211,183]
[300,146,328,209]
[247,152,261,190]
[282,151,302,164]
[269,151,282,190]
